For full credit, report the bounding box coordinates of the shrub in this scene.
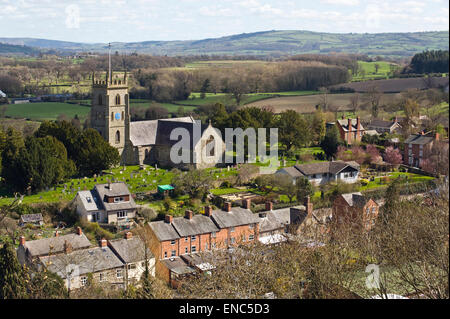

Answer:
[361,179,369,186]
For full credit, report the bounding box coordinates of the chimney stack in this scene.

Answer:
[19,236,25,246]
[242,198,251,210]
[165,215,173,224]
[185,210,193,220]
[356,116,360,131]
[394,116,398,123]
[76,226,82,236]
[64,240,73,254]
[348,118,352,132]
[125,232,132,240]
[224,202,232,212]
[100,238,107,248]
[342,115,345,120]
[55,231,59,237]
[435,133,440,141]
[265,201,273,211]
[304,196,313,217]
[204,206,213,217]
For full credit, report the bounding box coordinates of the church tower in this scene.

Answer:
[90,53,130,163]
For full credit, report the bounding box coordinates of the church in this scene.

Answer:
[90,70,224,169]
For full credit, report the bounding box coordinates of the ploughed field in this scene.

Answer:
[245,93,400,113]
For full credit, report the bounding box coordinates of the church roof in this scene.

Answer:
[129,117,201,147]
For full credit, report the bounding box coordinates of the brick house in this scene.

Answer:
[332,192,379,231]
[403,132,440,168]
[148,200,261,286]
[336,116,365,145]
[75,182,137,229]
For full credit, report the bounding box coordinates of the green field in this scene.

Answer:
[352,61,399,82]
[4,102,91,121]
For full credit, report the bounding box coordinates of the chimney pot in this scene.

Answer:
[100,238,107,248]
[348,118,352,131]
[19,236,25,246]
[265,201,273,211]
[55,231,59,237]
[435,133,440,141]
[125,232,132,240]
[165,215,173,224]
[76,226,82,236]
[185,210,193,220]
[224,202,232,212]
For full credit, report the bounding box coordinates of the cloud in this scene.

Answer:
[320,0,360,6]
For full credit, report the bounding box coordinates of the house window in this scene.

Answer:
[372,207,377,214]
[311,174,316,178]
[249,235,254,241]
[116,269,123,278]
[249,224,254,230]
[185,237,188,242]
[80,276,87,286]
[185,247,188,254]
[230,227,235,233]
[128,263,136,270]
[170,240,176,245]
[114,197,124,203]
[212,243,216,249]
[99,273,106,282]
[191,246,197,253]
[230,237,235,244]
[171,250,176,257]
[242,235,246,242]
[164,252,167,258]
[191,235,196,241]
[211,232,216,238]
[117,211,127,219]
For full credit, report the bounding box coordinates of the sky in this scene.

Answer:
[0,0,449,43]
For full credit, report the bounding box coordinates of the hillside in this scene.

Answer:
[0,42,41,55]
[1,30,448,57]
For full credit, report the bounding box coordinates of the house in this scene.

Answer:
[19,213,44,227]
[276,161,360,186]
[90,70,225,168]
[39,238,125,290]
[332,192,379,231]
[160,256,196,289]
[335,116,365,144]
[75,182,137,229]
[107,232,155,286]
[148,200,261,285]
[257,198,313,244]
[366,117,402,134]
[403,132,440,168]
[16,227,91,268]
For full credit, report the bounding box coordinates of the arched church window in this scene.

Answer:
[206,136,215,156]
[111,112,114,121]
[115,130,121,144]
[122,111,124,120]
[145,149,149,159]
[115,94,121,105]
[98,94,103,105]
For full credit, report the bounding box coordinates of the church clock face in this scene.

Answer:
[115,112,121,120]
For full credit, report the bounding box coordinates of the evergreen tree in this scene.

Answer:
[295,177,315,203]
[0,242,27,299]
[320,125,342,160]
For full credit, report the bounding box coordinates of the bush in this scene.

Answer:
[138,207,157,222]
[361,179,369,186]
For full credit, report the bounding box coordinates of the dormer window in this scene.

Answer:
[114,197,125,203]
[86,196,92,203]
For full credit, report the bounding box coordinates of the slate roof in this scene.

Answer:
[94,183,137,211]
[210,207,262,229]
[161,257,196,275]
[108,237,153,264]
[77,190,100,212]
[367,119,400,129]
[24,233,91,257]
[129,116,200,147]
[171,214,219,237]
[20,213,43,223]
[277,166,305,178]
[341,192,369,208]
[404,133,435,145]
[40,246,124,277]
[294,161,360,176]
[149,220,180,241]
[258,206,305,233]
[337,119,365,132]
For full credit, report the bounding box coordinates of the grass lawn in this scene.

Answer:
[359,172,435,191]
[4,102,91,121]
[352,61,399,82]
